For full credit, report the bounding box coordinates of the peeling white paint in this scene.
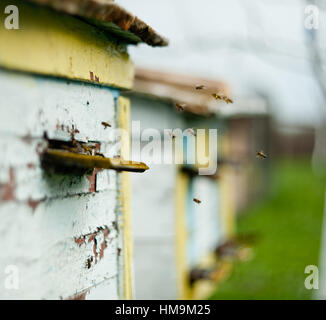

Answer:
[0,69,124,299]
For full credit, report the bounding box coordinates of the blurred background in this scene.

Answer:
[119,0,326,299]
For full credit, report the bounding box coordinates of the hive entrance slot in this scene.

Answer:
[41,139,149,175]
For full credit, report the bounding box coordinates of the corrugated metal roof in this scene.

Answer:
[26,0,168,47]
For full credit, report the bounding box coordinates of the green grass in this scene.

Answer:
[210,157,326,300]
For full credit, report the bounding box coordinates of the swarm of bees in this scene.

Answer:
[257,150,267,159]
[212,93,233,104]
[194,83,234,104]
[174,84,233,206]
[176,85,233,118]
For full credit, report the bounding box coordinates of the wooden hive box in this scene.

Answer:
[126,68,240,299]
[0,0,166,299]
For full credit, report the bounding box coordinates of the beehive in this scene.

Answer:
[0,0,166,299]
[126,68,270,299]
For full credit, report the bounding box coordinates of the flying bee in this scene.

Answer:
[223,96,233,104]
[175,103,186,112]
[101,121,111,129]
[187,128,196,136]
[195,85,205,90]
[193,198,202,204]
[257,150,267,159]
[212,93,223,100]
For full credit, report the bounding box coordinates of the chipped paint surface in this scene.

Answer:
[130,99,182,299]
[0,0,134,89]
[0,69,125,299]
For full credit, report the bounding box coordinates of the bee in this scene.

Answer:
[223,96,233,104]
[95,152,105,158]
[175,103,186,112]
[187,128,196,136]
[212,93,223,100]
[73,129,80,134]
[81,144,92,155]
[195,85,205,90]
[212,93,233,104]
[101,121,111,129]
[169,131,176,139]
[193,198,202,204]
[257,150,267,159]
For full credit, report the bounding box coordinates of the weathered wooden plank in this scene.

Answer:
[0,189,120,299]
[85,277,119,300]
[0,69,119,143]
[133,242,178,300]
[0,0,134,89]
[67,276,119,300]
[131,164,177,239]
[188,176,221,268]
[0,138,117,200]
[27,0,168,47]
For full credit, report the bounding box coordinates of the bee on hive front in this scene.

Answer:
[101,121,111,129]
[193,198,202,204]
